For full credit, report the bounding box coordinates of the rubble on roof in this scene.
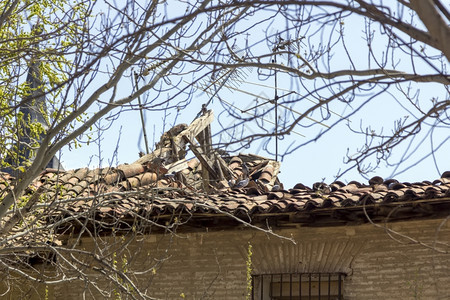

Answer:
[132,108,282,193]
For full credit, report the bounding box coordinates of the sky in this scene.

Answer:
[59,1,450,189]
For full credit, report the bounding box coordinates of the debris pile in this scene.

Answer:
[134,109,282,193]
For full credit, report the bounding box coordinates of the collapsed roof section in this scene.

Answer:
[132,108,282,194]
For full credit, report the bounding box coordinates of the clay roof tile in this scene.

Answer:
[368,176,384,185]
[118,164,145,178]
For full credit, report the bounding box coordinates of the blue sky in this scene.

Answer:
[59,1,450,189]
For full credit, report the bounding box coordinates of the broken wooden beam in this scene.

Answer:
[182,135,219,180]
[213,150,235,180]
[165,159,189,174]
[177,109,214,142]
[133,147,173,165]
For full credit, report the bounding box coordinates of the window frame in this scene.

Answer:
[251,272,345,300]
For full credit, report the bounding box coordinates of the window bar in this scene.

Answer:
[299,273,302,298]
[328,274,331,300]
[338,274,342,300]
[251,275,254,300]
[280,274,283,298]
[261,275,264,299]
[271,274,273,298]
[289,273,293,300]
[318,273,321,299]
[309,273,312,300]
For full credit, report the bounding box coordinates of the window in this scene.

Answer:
[251,273,345,300]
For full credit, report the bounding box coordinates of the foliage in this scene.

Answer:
[245,242,253,300]
[0,0,90,172]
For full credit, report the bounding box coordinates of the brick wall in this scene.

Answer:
[345,219,450,300]
[5,218,450,299]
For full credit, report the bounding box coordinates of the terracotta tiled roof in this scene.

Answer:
[2,115,450,227]
[3,158,450,226]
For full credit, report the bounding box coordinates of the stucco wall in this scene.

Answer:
[4,218,450,299]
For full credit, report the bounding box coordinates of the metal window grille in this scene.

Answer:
[251,272,345,300]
